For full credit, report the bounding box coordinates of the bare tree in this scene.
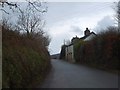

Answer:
[115,1,120,28]
[1,0,50,46]
[117,1,120,30]
[16,2,50,46]
[16,6,43,34]
[0,0,47,35]
[0,0,47,14]
[114,1,120,31]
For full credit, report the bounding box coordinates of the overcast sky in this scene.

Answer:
[1,0,119,55]
[43,2,117,55]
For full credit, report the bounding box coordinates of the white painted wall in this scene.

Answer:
[65,45,75,63]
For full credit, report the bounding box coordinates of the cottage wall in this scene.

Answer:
[65,45,75,63]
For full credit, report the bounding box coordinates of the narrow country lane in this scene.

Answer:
[38,59,118,88]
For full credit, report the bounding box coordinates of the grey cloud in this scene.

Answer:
[94,16,115,32]
[70,26,83,34]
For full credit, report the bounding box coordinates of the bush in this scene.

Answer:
[74,40,86,63]
[2,23,51,88]
[74,27,119,70]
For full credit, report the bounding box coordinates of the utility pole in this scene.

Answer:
[64,39,65,45]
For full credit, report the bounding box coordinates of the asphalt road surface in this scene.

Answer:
[38,59,118,88]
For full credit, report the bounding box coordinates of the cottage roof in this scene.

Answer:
[80,32,96,40]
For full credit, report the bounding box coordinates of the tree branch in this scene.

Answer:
[0,9,9,14]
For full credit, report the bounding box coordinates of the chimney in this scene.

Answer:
[84,27,90,36]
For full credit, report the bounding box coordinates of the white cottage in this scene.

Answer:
[65,28,96,63]
[65,44,75,63]
[80,28,96,41]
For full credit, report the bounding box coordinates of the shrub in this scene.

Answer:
[2,23,51,88]
[74,27,119,70]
